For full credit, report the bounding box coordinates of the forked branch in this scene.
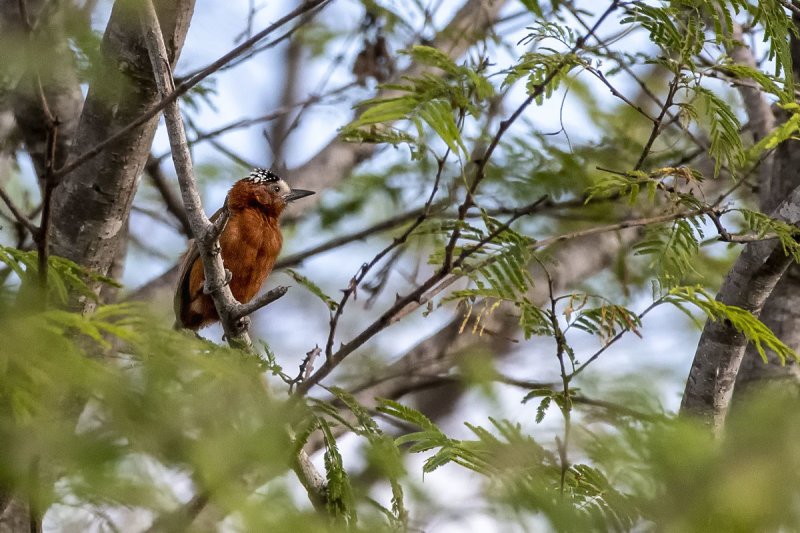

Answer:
[139,0,324,513]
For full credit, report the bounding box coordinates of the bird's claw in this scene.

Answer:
[234,315,251,334]
[203,269,232,295]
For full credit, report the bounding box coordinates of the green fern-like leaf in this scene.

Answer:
[693,86,745,178]
[634,217,705,288]
[326,389,408,527]
[341,45,493,158]
[429,211,538,334]
[748,104,800,160]
[666,286,798,363]
[738,209,800,263]
[318,416,357,523]
[0,245,121,304]
[621,4,703,65]
[284,268,339,311]
[744,0,796,100]
[571,304,642,342]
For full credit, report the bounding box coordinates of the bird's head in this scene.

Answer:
[228,168,315,216]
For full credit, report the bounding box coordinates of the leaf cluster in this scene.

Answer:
[427,212,541,337]
[666,285,798,363]
[503,18,594,104]
[0,245,121,305]
[341,45,493,158]
[379,400,640,531]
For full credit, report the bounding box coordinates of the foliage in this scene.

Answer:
[666,285,798,363]
[688,86,745,178]
[341,45,493,158]
[0,245,121,305]
[3,0,800,531]
[285,268,340,311]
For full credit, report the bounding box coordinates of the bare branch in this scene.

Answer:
[231,286,288,321]
[296,1,635,396]
[0,187,38,236]
[633,74,679,171]
[53,0,331,181]
[140,0,327,512]
[145,155,192,236]
[275,204,444,270]
[140,0,248,346]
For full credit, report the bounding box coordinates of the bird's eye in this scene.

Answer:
[272,185,281,193]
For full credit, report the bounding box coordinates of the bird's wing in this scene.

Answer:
[173,206,225,326]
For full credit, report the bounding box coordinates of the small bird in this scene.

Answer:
[174,168,314,330]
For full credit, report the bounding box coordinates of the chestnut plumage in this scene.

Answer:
[174,169,314,330]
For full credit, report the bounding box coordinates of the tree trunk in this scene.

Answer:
[49,0,195,309]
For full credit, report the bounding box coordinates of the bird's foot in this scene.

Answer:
[233,315,251,335]
[203,269,232,294]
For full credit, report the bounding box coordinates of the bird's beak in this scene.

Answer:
[284,188,315,202]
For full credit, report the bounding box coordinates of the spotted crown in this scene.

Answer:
[244,168,280,184]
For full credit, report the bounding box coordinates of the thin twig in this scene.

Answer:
[231,286,289,320]
[570,299,663,379]
[584,65,657,124]
[145,155,192,235]
[543,261,572,495]
[176,1,329,83]
[32,70,61,288]
[633,73,680,171]
[54,0,331,181]
[0,187,38,236]
[36,172,56,288]
[140,0,325,513]
[153,84,354,163]
[323,153,450,362]
[274,203,445,269]
[297,0,626,396]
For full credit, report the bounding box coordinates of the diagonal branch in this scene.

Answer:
[0,187,38,237]
[139,0,323,513]
[145,155,192,236]
[54,0,331,181]
[303,228,646,452]
[140,0,272,349]
[231,286,289,321]
[296,0,627,396]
